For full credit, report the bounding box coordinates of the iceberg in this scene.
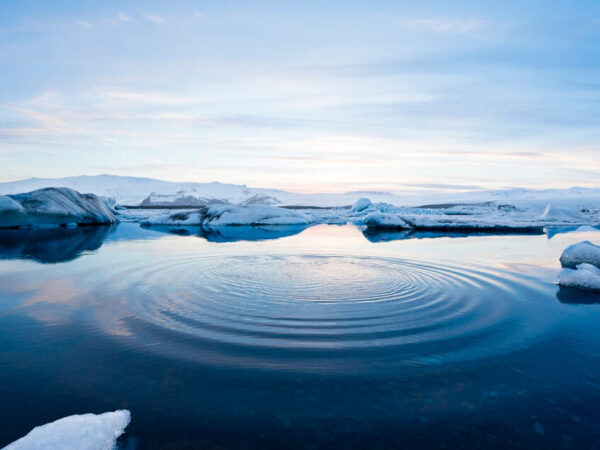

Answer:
[539,203,584,223]
[2,177,599,234]
[351,197,371,212]
[4,410,130,450]
[558,263,600,291]
[400,215,544,232]
[363,212,410,228]
[559,241,600,269]
[362,209,544,233]
[0,187,117,229]
[144,204,310,226]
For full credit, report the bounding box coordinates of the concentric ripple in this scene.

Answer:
[78,252,552,373]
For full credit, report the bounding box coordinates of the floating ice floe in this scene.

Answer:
[558,264,600,291]
[361,209,543,233]
[4,410,131,450]
[557,241,600,291]
[559,241,600,269]
[144,204,310,226]
[363,212,410,228]
[0,187,116,229]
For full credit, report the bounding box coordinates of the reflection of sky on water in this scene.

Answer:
[1,222,598,267]
[1,223,599,344]
[1,223,600,447]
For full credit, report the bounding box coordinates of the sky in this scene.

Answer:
[1,0,599,193]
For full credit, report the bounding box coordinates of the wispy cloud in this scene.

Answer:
[0,105,78,137]
[98,89,193,105]
[75,20,93,29]
[1,2,599,190]
[116,11,131,22]
[141,11,165,24]
[398,17,487,34]
[403,183,485,190]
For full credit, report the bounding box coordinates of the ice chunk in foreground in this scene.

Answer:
[145,204,310,226]
[559,241,600,269]
[539,203,584,223]
[558,263,600,291]
[0,187,117,229]
[351,197,371,212]
[4,410,131,450]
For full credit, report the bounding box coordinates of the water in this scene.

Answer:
[1,223,600,448]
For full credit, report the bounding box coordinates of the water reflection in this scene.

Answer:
[545,226,600,239]
[362,228,544,243]
[0,225,114,263]
[556,286,600,304]
[2,223,600,448]
[142,223,309,242]
[0,221,595,265]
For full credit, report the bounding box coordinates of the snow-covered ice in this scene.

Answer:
[559,241,600,269]
[144,204,310,226]
[4,409,130,450]
[351,197,371,212]
[1,175,599,233]
[358,202,545,232]
[558,264,600,291]
[140,189,282,207]
[363,212,410,228]
[0,187,117,229]
[539,203,584,223]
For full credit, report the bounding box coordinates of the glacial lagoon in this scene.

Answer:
[1,223,600,448]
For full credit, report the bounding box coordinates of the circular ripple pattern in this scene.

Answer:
[87,253,549,373]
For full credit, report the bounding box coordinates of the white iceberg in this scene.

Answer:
[559,241,600,269]
[363,212,411,229]
[144,204,310,226]
[0,187,117,229]
[362,209,544,232]
[351,197,371,212]
[0,196,25,214]
[401,214,544,232]
[539,203,584,223]
[4,409,131,450]
[558,263,600,291]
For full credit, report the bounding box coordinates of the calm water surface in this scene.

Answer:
[1,223,600,449]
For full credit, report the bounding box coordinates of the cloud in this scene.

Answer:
[398,17,487,34]
[75,20,92,29]
[117,11,131,22]
[98,89,193,105]
[403,183,485,190]
[0,105,77,136]
[141,12,165,24]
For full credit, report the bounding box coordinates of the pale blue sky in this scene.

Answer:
[1,0,599,192]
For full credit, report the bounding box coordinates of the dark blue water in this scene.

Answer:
[1,223,600,449]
